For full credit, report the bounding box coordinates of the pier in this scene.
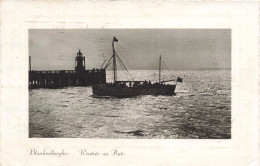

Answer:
[29,50,106,89]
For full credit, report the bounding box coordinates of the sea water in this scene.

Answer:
[29,69,231,139]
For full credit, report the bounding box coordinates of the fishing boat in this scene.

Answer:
[92,36,182,97]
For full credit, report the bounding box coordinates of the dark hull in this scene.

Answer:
[92,84,176,97]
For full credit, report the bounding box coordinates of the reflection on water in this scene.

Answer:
[29,70,231,139]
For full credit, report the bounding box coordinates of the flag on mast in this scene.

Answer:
[113,36,118,42]
[177,77,183,83]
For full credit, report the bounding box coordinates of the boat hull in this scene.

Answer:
[92,84,176,97]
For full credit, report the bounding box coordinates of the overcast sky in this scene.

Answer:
[29,29,231,70]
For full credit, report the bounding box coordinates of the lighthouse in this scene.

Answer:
[29,49,106,89]
[75,50,85,71]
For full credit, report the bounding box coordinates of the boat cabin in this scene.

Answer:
[114,80,164,88]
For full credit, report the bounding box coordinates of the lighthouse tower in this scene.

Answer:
[75,50,85,72]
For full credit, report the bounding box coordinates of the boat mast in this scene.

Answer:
[112,37,117,82]
[159,55,161,83]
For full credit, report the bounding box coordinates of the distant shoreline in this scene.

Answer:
[106,68,231,71]
[30,68,231,71]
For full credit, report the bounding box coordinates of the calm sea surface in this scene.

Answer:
[29,69,231,139]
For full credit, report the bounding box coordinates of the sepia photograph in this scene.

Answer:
[29,29,231,139]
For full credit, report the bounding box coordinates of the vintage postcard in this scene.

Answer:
[0,0,259,166]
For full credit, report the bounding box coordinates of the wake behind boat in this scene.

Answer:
[92,36,182,97]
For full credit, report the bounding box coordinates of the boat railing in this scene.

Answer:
[111,80,172,88]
